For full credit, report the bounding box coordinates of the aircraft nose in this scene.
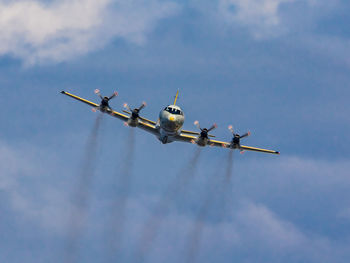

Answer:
[169,115,175,121]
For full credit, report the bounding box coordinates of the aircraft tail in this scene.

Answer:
[173,90,179,105]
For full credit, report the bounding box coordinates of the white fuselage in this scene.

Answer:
[156,104,185,144]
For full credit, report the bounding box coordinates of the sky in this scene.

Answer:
[0,0,350,262]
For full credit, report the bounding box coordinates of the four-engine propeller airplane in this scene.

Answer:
[60,90,279,155]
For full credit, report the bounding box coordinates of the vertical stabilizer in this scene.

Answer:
[173,90,179,105]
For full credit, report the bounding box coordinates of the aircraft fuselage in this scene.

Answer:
[156,104,184,144]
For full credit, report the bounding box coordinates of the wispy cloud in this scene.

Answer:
[218,0,298,38]
[0,140,69,233]
[2,134,350,262]
[302,35,350,66]
[0,0,180,64]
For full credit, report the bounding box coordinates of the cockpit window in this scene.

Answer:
[164,107,183,115]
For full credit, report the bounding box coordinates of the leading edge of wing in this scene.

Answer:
[122,109,157,125]
[61,90,99,108]
[240,145,280,155]
[61,90,129,121]
[174,133,197,143]
[108,109,158,135]
[181,129,215,138]
[135,119,159,136]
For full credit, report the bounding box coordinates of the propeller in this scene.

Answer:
[228,125,251,148]
[194,120,217,138]
[94,89,118,108]
[123,101,147,119]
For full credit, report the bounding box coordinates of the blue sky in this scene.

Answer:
[1,0,350,262]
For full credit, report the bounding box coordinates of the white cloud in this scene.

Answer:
[0,0,179,64]
[143,199,347,262]
[218,0,298,38]
[236,201,305,247]
[226,201,342,262]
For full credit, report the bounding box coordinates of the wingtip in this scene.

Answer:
[60,90,65,94]
[276,151,280,155]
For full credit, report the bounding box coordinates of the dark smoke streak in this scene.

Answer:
[185,150,234,263]
[133,147,202,263]
[64,114,103,263]
[185,189,212,263]
[107,128,135,262]
[225,150,234,183]
[220,150,234,219]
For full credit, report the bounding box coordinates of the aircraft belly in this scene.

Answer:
[158,123,182,144]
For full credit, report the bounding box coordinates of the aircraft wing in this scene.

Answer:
[209,139,280,154]
[180,129,215,138]
[61,91,99,108]
[136,120,159,136]
[175,134,279,154]
[240,145,280,154]
[109,110,158,135]
[61,91,129,122]
[175,133,197,143]
[174,133,217,144]
[61,90,159,136]
[122,109,157,125]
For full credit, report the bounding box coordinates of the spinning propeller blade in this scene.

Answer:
[194,121,217,138]
[123,101,147,119]
[94,89,103,99]
[228,124,251,148]
[240,131,251,138]
[194,120,201,130]
[108,91,118,100]
[228,125,234,134]
[93,89,118,110]
[123,103,132,112]
[208,123,217,132]
[138,102,146,111]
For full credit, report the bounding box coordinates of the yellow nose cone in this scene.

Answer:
[169,116,175,121]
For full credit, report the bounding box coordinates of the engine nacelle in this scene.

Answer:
[196,137,209,147]
[127,117,139,127]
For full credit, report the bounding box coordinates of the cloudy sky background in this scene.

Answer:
[1,0,350,262]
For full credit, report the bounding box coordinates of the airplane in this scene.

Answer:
[60,90,279,155]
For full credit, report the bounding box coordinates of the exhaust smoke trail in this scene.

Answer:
[107,128,135,262]
[133,147,202,263]
[185,191,211,263]
[225,150,234,183]
[220,150,234,219]
[185,150,234,263]
[64,114,103,263]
